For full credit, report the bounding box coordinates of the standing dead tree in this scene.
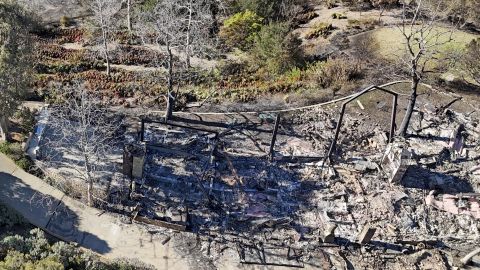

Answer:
[181,0,216,68]
[126,0,133,34]
[371,0,399,23]
[137,0,214,120]
[0,0,34,141]
[396,0,456,137]
[121,0,136,35]
[42,83,122,206]
[89,0,120,77]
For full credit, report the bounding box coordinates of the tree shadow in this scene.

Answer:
[0,172,111,254]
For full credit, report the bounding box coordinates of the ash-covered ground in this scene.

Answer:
[124,102,480,269]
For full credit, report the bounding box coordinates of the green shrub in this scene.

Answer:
[0,142,23,161]
[332,12,347,19]
[217,59,252,77]
[283,67,303,83]
[0,250,63,270]
[219,10,263,50]
[461,38,480,85]
[305,22,334,39]
[250,22,304,74]
[0,250,27,270]
[51,242,80,267]
[14,107,36,135]
[370,0,399,8]
[60,16,71,27]
[0,229,154,270]
[31,257,64,270]
[347,17,379,30]
[306,57,363,90]
[1,235,28,253]
[294,11,318,25]
[0,142,36,172]
[233,0,300,21]
[326,0,337,9]
[0,142,13,156]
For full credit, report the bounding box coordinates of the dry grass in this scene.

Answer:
[371,27,478,62]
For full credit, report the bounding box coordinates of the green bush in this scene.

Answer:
[0,228,154,270]
[14,108,36,135]
[219,10,263,50]
[217,59,251,77]
[0,250,27,270]
[332,12,347,19]
[233,0,300,21]
[306,57,363,90]
[59,16,71,28]
[283,67,303,83]
[305,22,334,39]
[347,17,379,30]
[0,142,23,161]
[0,250,63,270]
[250,22,304,74]
[30,257,64,270]
[326,0,337,9]
[0,142,13,156]
[0,142,36,173]
[293,11,318,25]
[461,38,480,85]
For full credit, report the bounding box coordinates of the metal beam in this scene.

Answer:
[326,85,400,162]
[269,114,281,161]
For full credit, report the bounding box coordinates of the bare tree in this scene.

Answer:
[121,0,135,35]
[371,0,399,23]
[0,0,33,141]
[182,0,215,68]
[396,0,455,137]
[137,0,214,120]
[89,0,120,77]
[42,83,122,206]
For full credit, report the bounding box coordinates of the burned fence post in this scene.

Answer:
[269,114,281,161]
[140,119,146,142]
[327,102,347,162]
[390,95,398,143]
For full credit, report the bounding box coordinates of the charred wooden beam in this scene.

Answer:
[133,215,186,232]
[269,114,281,161]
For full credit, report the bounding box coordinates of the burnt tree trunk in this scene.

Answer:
[398,73,420,137]
[84,154,94,207]
[165,44,174,121]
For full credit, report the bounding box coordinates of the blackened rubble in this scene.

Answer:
[121,104,480,268]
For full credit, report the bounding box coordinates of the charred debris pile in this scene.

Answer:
[119,104,479,268]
